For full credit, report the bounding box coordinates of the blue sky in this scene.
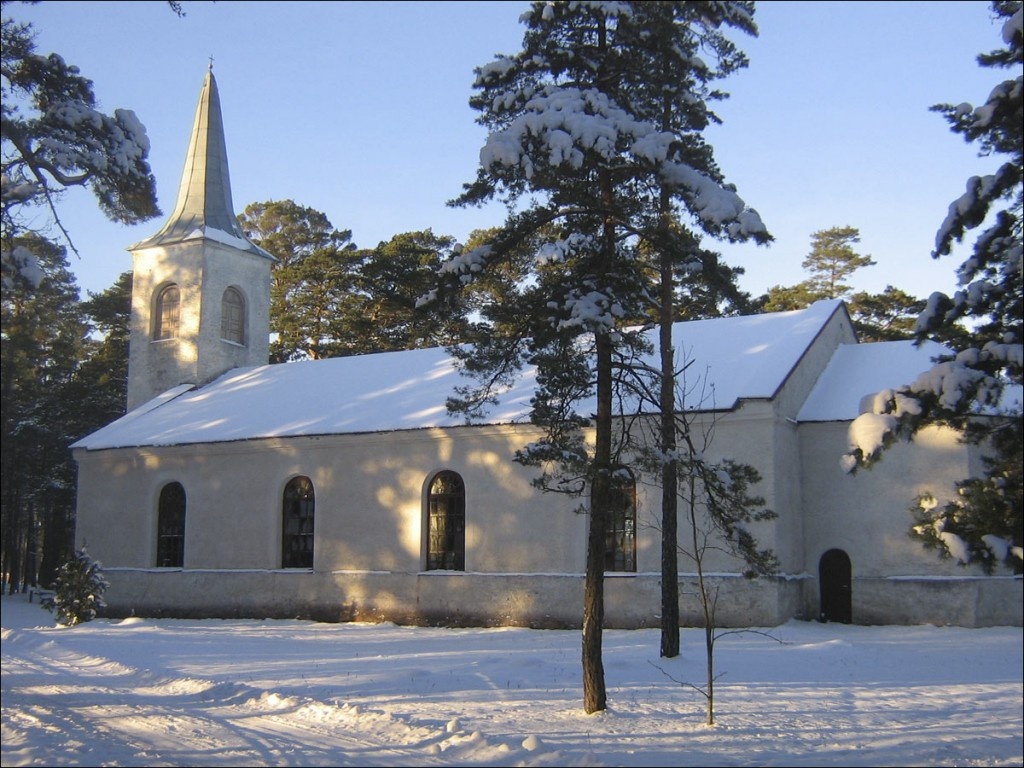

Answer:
[14,1,1009,302]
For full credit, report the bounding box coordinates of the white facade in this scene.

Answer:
[126,238,272,409]
[72,303,1022,628]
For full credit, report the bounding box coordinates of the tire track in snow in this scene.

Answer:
[2,626,573,766]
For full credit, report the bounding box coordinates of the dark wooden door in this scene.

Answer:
[819,549,852,623]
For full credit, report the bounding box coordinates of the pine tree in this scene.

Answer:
[760,281,822,312]
[1,11,159,284]
[617,1,766,658]
[238,200,360,362]
[847,286,926,342]
[761,225,873,311]
[240,201,469,359]
[845,0,1022,575]
[759,226,944,344]
[43,547,108,626]
[2,5,164,586]
[801,226,876,299]
[72,271,133,426]
[1,235,86,594]
[351,231,468,353]
[432,1,767,712]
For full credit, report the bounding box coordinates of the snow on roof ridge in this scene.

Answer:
[74,300,846,451]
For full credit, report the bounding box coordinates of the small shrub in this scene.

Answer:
[42,548,109,626]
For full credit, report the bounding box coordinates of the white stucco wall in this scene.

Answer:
[195,240,271,382]
[74,405,1020,628]
[73,414,808,627]
[75,425,586,573]
[685,303,859,576]
[796,420,1021,626]
[76,411,799,577]
[799,421,981,577]
[127,240,271,411]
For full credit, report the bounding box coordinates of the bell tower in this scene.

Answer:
[126,66,275,411]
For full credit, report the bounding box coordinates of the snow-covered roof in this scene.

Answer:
[797,339,952,422]
[74,300,852,451]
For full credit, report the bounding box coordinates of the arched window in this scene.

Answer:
[282,476,315,569]
[220,287,245,344]
[605,468,636,572]
[427,470,465,571]
[156,482,186,567]
[154,284,180,340]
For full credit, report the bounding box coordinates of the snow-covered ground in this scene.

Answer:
[2,593,1021,767]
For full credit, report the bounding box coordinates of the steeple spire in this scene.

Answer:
[131,69,269,258]
[125,68,274,411]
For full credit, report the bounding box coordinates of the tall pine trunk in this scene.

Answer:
[583,157,618,713]
[583,330,611,713]
[659,237,680,658]
[657,42,681,657]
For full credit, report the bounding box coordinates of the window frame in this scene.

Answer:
[604,468,637,573]
[426,470,466,571]
[156,481,186,568]
[282,475,315,569]
[153,284,181,341]
[220,286,246,345]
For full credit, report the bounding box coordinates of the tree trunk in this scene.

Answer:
[583,140,615,714]
[705,624,715,726]
[657,55,680,657]
[25,500,38,588]
[659,242,680,658]
[583,329,611,714]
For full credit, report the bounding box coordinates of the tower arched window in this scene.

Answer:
[156,482,186,567]
[221,287,245,345]
[154,284,180,340]
[282,476,315,569]
[605,468,636,572]
[427,470,465,571]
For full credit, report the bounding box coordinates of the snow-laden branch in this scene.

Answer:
[475,84,765,238]
[841,349,1019,472]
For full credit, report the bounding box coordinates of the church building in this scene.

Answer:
[71,71,1022,629]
